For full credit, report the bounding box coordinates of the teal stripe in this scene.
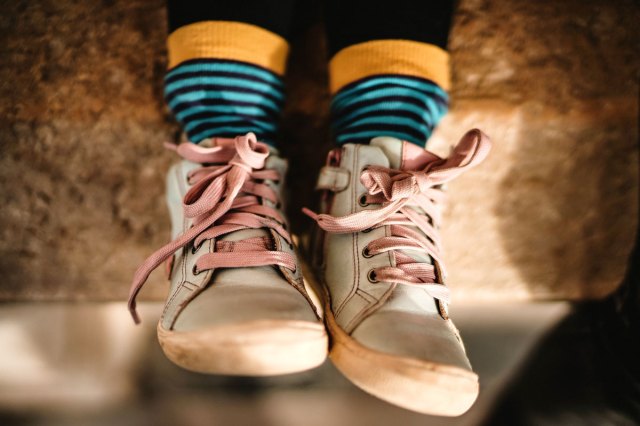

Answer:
[334,76,448,104]
[166,61,282,86]
[417,96,446,125]
[332,102,433,128]
[176,104,271,121]
[333,96,446,127]
[335,129,430,145]
[331,75,448,148]
[165,60,282,147]
[333,86,438,110]
[165,76,283,100]
[345,76,447,96]
[340,116,431,136]
[188,126,261,143]
[184,116,276,133]
[168,90,280,112]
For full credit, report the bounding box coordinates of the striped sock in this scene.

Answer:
[331,75,448,146]
[329,40,450,148]
[165,59,284,145]
[165,21,289,146]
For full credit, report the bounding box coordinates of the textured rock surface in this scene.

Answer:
[0,0,637,301]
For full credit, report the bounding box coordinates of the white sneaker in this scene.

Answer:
[128,133,328,376]
[305,129,491,415]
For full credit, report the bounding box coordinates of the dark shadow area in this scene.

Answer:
[279,21,331,235]
[482,223,640,425]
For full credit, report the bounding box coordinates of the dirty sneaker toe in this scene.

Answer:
[128,133,327,376]
[305,129,490,415]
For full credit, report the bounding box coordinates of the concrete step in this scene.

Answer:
[0,0,637,301]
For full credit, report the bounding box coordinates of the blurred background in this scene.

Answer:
[0,0,638,425]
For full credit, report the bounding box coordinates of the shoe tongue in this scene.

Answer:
[367,136,437,264]
[218,228,268,242]
[197,138,280,244]
[370,136,441,170]
[368,138,440,313]
[199,136,280,156]
[196,136,281,242]
[369,137,404,169]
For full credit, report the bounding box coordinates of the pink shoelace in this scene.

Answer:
[303,129,491,304]
[127,133,295,323]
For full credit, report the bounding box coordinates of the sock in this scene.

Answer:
[324,0,454,148]
[329,40,450,147]
[164,21,290,146]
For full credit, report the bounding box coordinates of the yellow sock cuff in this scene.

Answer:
[329,40,450,94]
[167,21,290,75]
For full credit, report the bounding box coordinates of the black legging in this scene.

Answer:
[166,0,454,56]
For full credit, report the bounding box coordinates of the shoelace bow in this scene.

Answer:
[304,129,491,304]
[127,133,295,323]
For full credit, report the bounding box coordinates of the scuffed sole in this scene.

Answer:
[302,257,479,415]
[324,302,479,416]
[157,319,328,376]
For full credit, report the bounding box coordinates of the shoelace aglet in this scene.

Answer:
[163,142,178,151]
[301,207,319,221]
[129,304,141,325]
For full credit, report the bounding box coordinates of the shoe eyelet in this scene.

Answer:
[367,269,378,283]
[191,242,201,255]
[358,194,369,207]
[192,264,200,276]
[362,247,373,258]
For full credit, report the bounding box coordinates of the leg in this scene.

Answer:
[164,0,296,146]
[326,0,453,147]
[305,0,491,416]
[127,1,328,375]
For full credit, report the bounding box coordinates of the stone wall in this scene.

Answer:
[1,0,637,301]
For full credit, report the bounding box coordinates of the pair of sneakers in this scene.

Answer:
[128,129,491,416]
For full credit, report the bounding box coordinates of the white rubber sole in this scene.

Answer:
[325,302,479,416]
[301,260,479,416]
[157,319,328,376]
